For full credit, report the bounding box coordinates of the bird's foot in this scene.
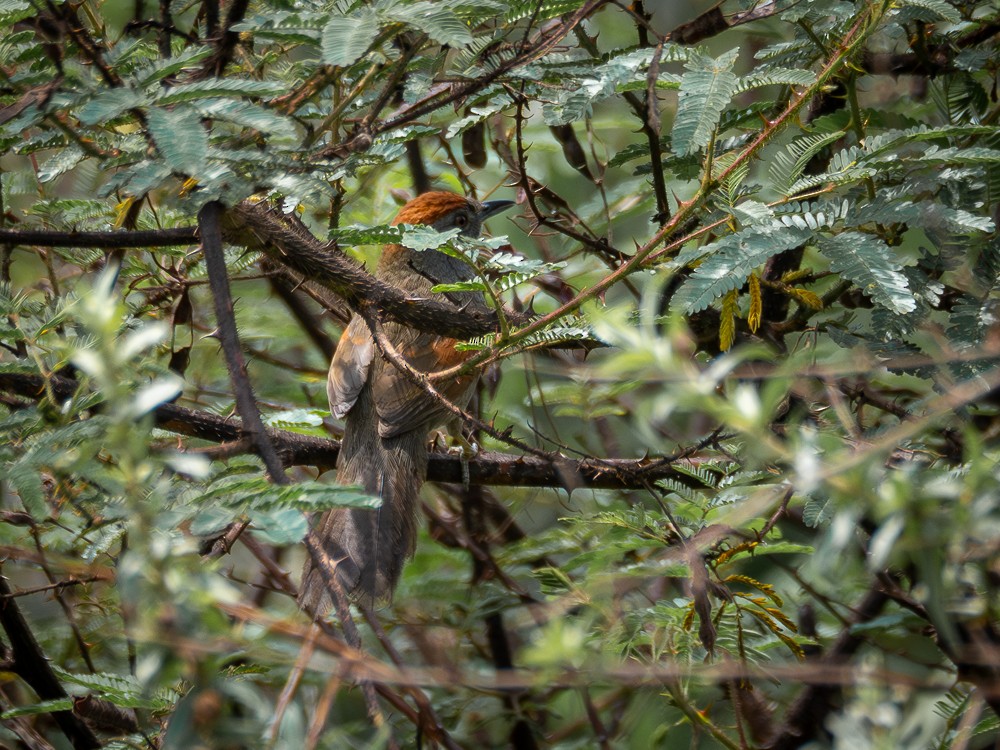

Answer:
[430,428,478,488]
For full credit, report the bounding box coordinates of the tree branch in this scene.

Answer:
[0,572,101,749]
[227,199,508,338]
[0,370,711,491]
[197,0,250,78]
[0,226,199,248]
[0,199,513,342]
[199,201,287,484]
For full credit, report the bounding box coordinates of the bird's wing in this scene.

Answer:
[371,326,476,438]
[327,316,374,419]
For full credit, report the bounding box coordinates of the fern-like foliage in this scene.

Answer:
[768,131,846,195]
[672,49,740,156]
[816,232,916,315]
[504,0,588,23]
[670,226,811,314]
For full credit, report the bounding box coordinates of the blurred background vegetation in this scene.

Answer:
[2,0,1000,747]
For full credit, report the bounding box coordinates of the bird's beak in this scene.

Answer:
[479,199,516,221]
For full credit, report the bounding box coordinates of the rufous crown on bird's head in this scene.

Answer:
[391,191,514,238]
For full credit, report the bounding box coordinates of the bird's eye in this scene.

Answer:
[455,214,468,227]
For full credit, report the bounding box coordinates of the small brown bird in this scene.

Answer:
[300,191,514,608]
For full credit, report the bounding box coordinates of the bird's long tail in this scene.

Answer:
[299,387,426,612]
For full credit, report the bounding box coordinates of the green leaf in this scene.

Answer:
[249,484,380,512]
[778,202,847,231]
[262,408,328,437]
[0,0,31,14]
[671,226,810,314]
[187,507,231,536]
[848,611,916,635]
[251,508,308,545]
[155,79,286,105]
[730,200,774,226]
[82,523,127,562]
[672,49,740,156]
[263,408,325,427]
[14,132,69,156]
[505,0,586,23]
[817,232,916,314]
[735,66,816,94]
[787,146,876,194]
[768,131,846,195]
[331,224,405,246]
[543,86,594,126]
[145,106,208,174]
[37,146,86,183]
[445,100,507,137]
[608,139,661,169]
[850,199,995,234]
[749,541,814,556]
[486,252,561,272]
[862,124,1000,156]
[231,16,322,46]
[6,461,45,517]
[321,9,380,66]
[542,48,664,126]
[387,2,473,47]
[458,325,596,352]
[197,475,381,512]
[910,145,1000,166]
[1,698,73,719]
[192,99,298,142]
[401,225,461,251]
[136,46,214,86]
[78,88,145,125]
[795,494,831,527]
[103,160,172,196]
[58,668,174,709]
[895,0,961,22]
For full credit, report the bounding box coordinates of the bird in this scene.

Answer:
[299,190,515,610]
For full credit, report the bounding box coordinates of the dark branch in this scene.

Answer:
[0,201,518,339]
[199,201,288,484]
[227,199,508,339]
[877,573,1000,717]
[0,371,710,491]
[197,0,250,78]
[0,226,199,248]
[0,572,101,749]
[0,201,510,340]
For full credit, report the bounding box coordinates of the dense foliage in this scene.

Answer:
[2,0,1000,747]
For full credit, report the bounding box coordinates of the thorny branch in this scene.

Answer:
[0,370,712,491]
[228,200,511,339]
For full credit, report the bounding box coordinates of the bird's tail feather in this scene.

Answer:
[299,400,426,612]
